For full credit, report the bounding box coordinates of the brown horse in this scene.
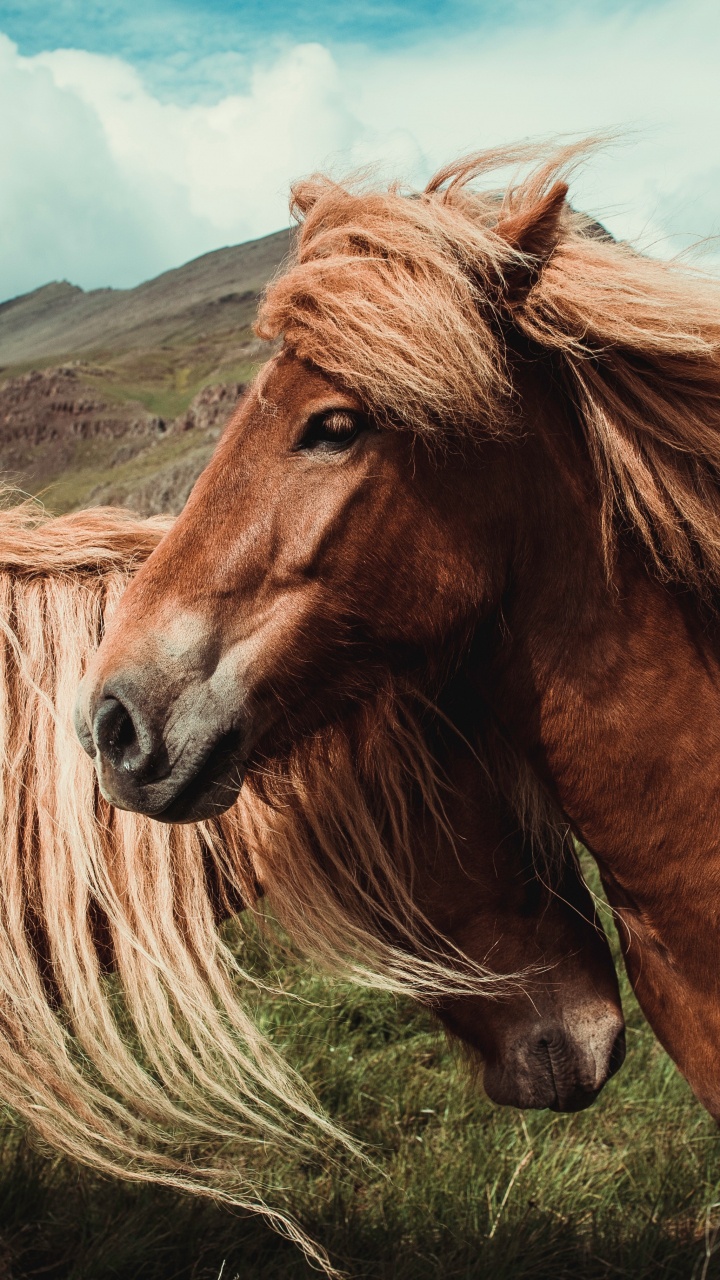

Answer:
[78,139,720,1122]
[0,495,622,1269]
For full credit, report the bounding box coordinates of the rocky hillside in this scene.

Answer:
[0,229,290,514]
[89,380,246,516]
[0,229,290,371]
[0,365,246,515]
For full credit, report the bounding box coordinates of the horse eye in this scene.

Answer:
[298,410,365,452]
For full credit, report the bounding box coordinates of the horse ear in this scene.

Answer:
[290,179,326,218]
[494,180,568,305]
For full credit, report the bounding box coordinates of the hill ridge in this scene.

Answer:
[0,228,291,370]
[0,227,291,514]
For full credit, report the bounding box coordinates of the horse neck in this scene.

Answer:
[464,373,720,1110]
[484,542,720,880]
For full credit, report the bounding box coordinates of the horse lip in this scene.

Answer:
[152,729,248,824]
[547,1083,601,1113]
[97,727,248,824]
[154,771,246,824]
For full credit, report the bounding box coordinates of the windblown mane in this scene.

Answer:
[0,494,536,1271]
[257,140,720,593]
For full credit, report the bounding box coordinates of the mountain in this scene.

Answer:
[0,230,291,514]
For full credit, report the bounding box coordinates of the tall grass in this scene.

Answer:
[0,877,717,1279]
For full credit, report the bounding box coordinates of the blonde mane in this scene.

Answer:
[0,494,532,1272]
[257,140,720,593]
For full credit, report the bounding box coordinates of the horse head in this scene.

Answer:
[76,349,625,1113]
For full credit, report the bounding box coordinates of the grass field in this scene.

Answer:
[0,866,718,1280]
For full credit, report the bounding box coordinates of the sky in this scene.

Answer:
[1,0,718,302]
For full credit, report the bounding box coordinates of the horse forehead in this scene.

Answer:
[257,353,354,413]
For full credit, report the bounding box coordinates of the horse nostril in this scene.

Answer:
[93,696,146,774]
[608,1026,626,1077]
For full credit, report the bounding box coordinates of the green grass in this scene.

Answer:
[75,334,263,420]
[0,889,719,1280]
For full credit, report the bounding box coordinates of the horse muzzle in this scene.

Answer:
[75,671,249,823]
[482,1013,626,1112]
[438,996,625,1112]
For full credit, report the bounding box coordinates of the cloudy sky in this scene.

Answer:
[1,0,718,302]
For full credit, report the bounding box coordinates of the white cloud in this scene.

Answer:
[343,0,720,257]
[1,1,719,302]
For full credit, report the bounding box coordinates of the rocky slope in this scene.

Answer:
[0,364,245,515]
[88,381,246,515]
[0,228,289,514]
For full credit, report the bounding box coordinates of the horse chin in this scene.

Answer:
[152,763,247,825]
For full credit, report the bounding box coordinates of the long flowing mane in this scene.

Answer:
[258,141,720,593]
[0,494,539,1270]
[0,498,335,1264]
